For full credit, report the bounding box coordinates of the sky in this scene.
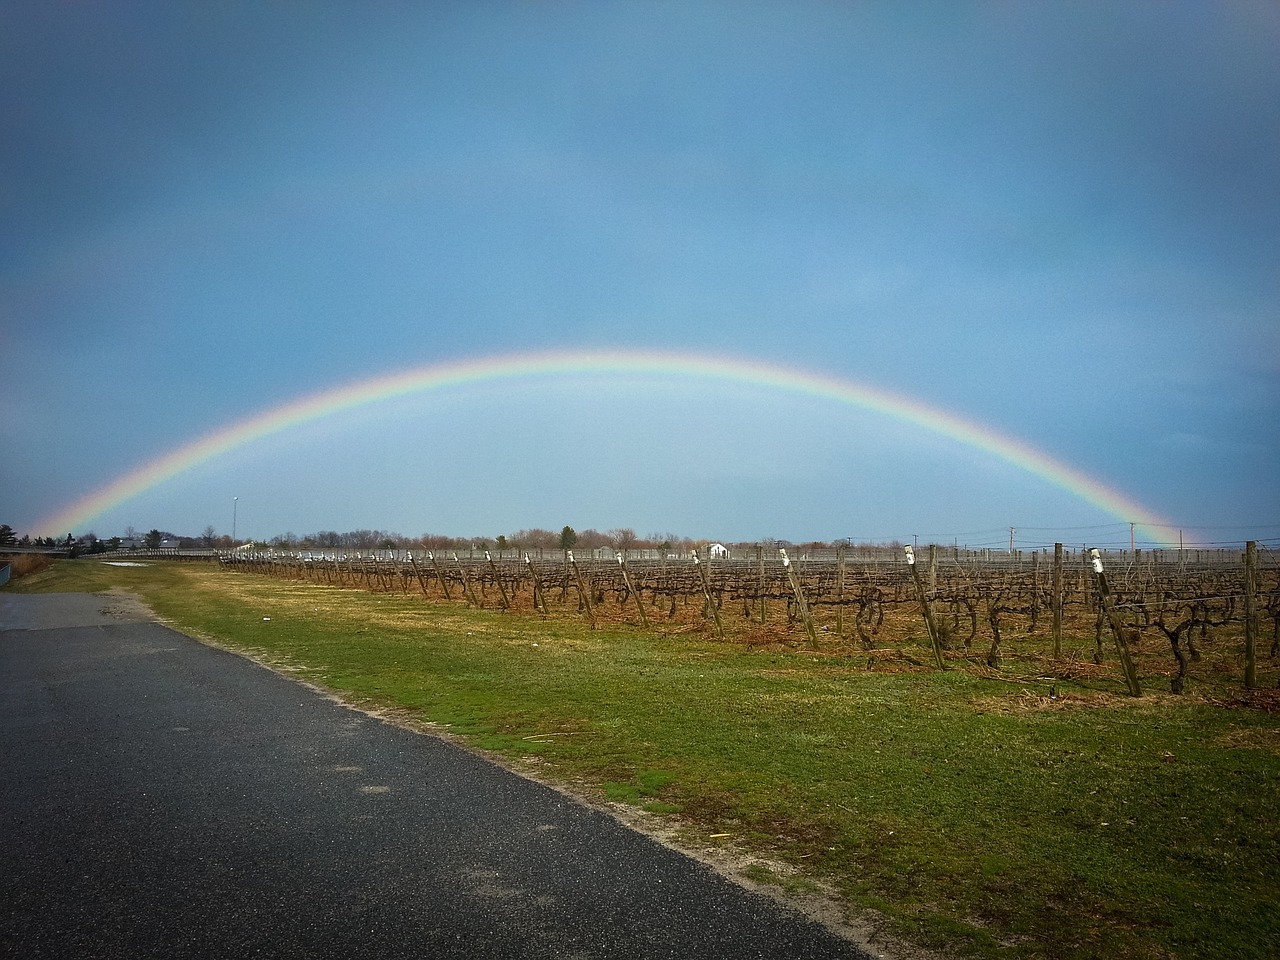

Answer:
[2,1,1277,551]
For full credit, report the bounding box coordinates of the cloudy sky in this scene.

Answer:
[2,2,1276,550]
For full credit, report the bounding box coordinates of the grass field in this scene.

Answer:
[9,558,1279,959]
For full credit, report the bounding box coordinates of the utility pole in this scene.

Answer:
[1130,522,1135,553]
[232,497,238,544]
[1009,527,1015,553]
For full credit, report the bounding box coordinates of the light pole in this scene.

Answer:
[232,497,238,545]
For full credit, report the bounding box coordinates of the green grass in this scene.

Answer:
[10,560,1279,959]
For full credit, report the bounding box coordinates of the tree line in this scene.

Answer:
[3,520,898,558]
[258,526,697,555]
[0,524,230,553]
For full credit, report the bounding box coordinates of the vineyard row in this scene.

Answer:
[218,544,1278,697]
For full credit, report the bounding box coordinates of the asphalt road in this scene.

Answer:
[1,592,877,959]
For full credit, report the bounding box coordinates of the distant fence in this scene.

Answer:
[92,549,217,562]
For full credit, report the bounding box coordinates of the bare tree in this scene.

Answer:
[608,528,638,554]
[575,529,611,551]
[510,528,558,550]
[420,533,461,551]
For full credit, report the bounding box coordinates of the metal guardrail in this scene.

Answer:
[0,547,71,557]
[0,547,216,563]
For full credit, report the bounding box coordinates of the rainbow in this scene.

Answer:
[35,349,1182,544]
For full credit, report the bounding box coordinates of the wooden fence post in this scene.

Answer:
[1089,548,1142,697]
[779,549,818,649]
[408,553,431,599]
[1051,543,1064,659]
[525,554,547,613]
[692,551,725,640]
[904,546,946,669]
[927,543,941,645]
[1029,550,1040,629]
[427,552,452,600]
[757,544,767,624]
[836,547,846,638]
[1244,540,1258,689]
[485,551,511,610]
[567,551,595,627]
[453,553,481,608]
[368,556,388,592]
[617,554,649,628]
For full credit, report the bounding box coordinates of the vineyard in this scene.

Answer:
[219,542,1280,698]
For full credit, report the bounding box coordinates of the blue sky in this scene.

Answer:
[2,2,1277,550]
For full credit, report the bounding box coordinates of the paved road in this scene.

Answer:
[1,593,877,959]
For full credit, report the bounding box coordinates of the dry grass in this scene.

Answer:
[2,554,56,579]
